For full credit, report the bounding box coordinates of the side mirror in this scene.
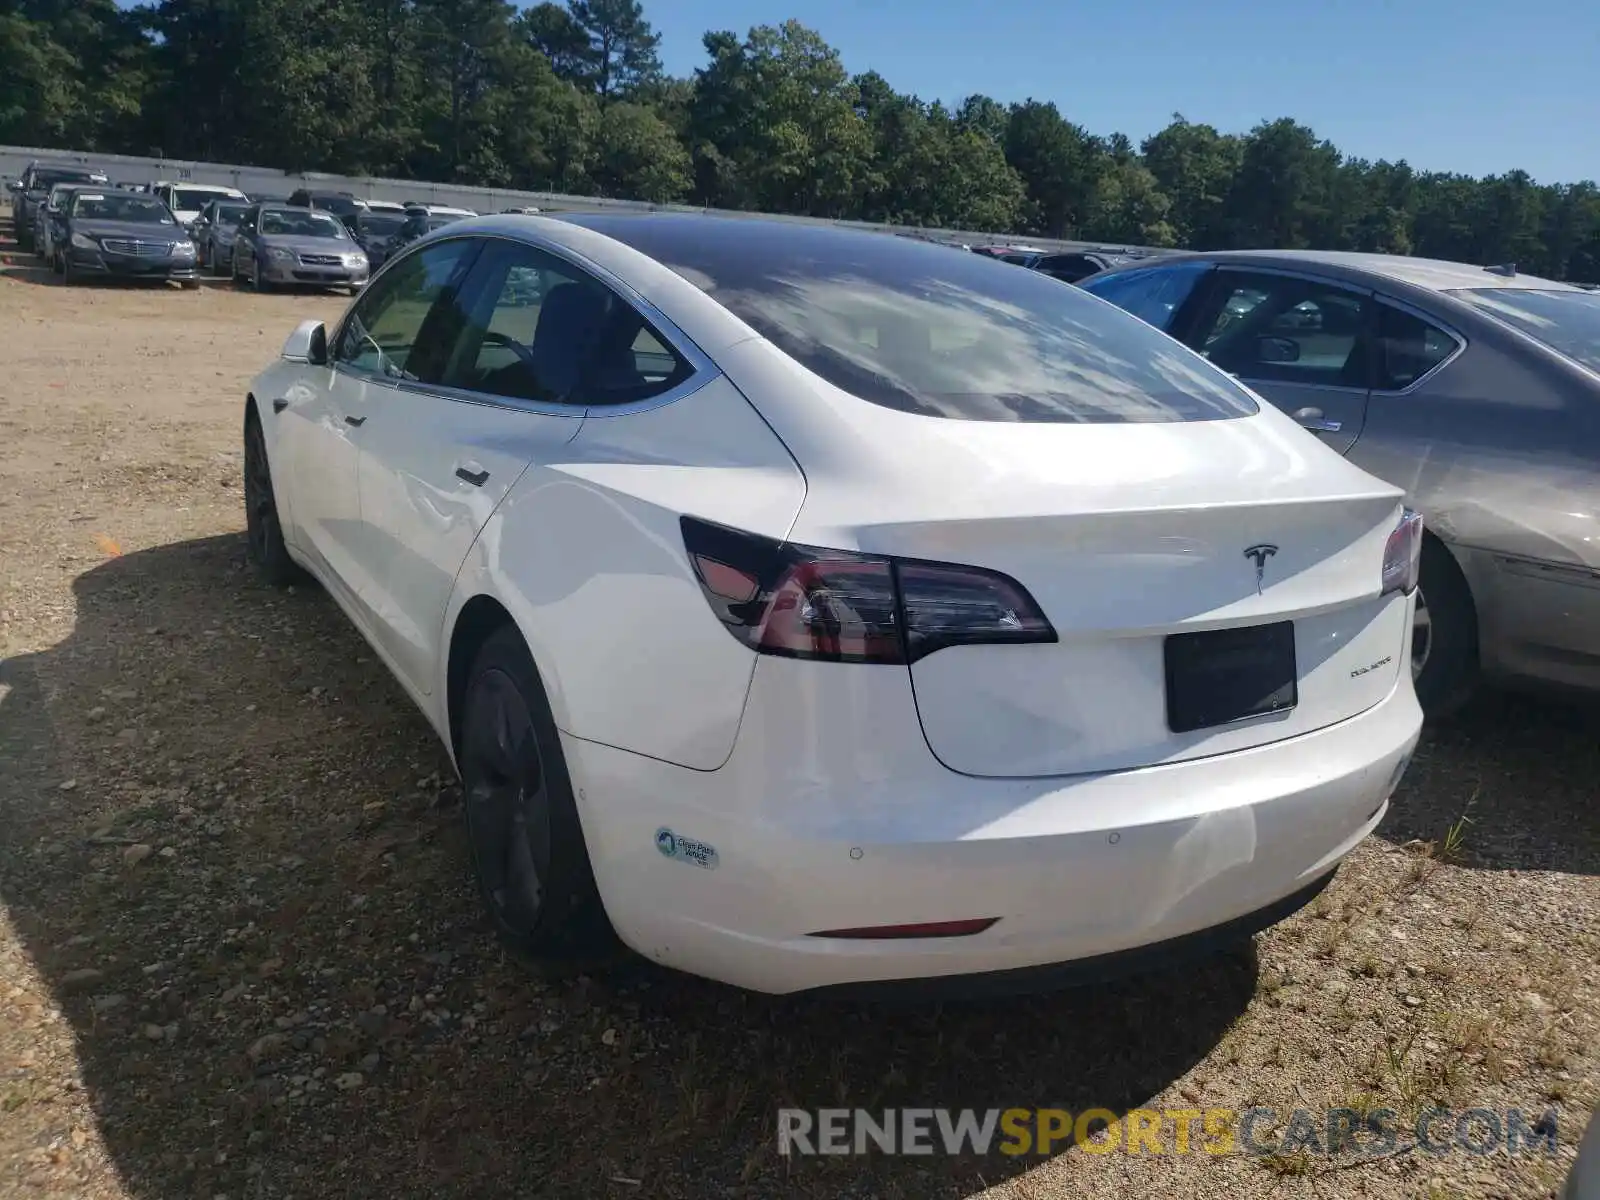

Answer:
[281,319,329,366]
[1257,336,1301,365]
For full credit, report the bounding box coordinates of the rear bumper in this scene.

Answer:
[562,660,1423,996]
[806,869,1338,1002]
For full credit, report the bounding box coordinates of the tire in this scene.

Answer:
[252,258,272,292]
[1411,536,1478,718]
[60,256,76,285]
[182,279,200,291]
[459,625,614,963]
[243,411,302,586]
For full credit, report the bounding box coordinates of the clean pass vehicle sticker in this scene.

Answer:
[655,828,718,870]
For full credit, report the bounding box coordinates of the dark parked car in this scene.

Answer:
[390,207,473,253]
[972,243,1162,283]
[286,188,366,230]
[36,182,99,264]
[192,198,254,273]
[59,189,199,287]
[1082,249,1600,714]
[8,163,109,251]
[231,203,369,293]
[1034,251,1149,283]
[349,210,409,270]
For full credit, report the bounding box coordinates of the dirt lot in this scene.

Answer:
[0,209,1597,1200]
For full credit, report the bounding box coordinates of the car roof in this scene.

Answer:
[36,167,107,180]
[1130,248,1583,295]
[548,211,1063,281]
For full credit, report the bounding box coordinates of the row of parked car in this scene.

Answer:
[4,160,528,290]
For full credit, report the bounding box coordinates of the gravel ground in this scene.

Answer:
[1,210,1596,1200]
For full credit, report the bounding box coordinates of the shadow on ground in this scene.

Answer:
[1,535,1259,1199]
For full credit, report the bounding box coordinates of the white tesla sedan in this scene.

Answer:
[243,213,1424,997]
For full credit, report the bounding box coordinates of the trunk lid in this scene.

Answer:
[784,406,1410,779]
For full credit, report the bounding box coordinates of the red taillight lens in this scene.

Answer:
[897,561,1056,661]
[759,557,902,662]
[1381,508,1424,597]
[681,516,1057,665]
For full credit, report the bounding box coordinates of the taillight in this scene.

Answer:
[680,516,1056,665]
[1381,508,1424,597]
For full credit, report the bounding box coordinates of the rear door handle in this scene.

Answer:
[455,466,489,487]
[1292,406,1342,434]
[344,415,366,427]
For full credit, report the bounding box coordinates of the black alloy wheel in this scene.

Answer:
[459,626,613,963]
[243,413,300,585]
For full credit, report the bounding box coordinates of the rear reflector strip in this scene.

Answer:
[808,918,999,940]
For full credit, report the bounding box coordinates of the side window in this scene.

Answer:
[1082,264,1209,332]
[437,241,693,406]
[1196,272,1370,387]
[1374,303,1457,391]
[335,239,477,382]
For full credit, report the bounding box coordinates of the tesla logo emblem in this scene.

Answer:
[1244,544,1279,593]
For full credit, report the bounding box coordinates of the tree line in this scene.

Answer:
[5,0,1599,281]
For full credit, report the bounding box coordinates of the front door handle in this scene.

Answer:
[455,466,489,487]
[344,414,367,427]
[1292,406,1342,434]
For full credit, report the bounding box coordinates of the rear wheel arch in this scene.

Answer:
[445,594,517,767]
[1414,528,1480,717]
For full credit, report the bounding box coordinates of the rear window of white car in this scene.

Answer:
[563,214,1259,423]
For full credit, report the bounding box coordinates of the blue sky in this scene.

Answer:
[107,0,1596,182]
[649,0,1597,183]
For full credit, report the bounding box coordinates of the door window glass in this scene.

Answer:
[438,242,692,406]
[1374,304,1458,390]
[1198,273,1370,387]
[1081,263,1210,331]
[335,239,477,382]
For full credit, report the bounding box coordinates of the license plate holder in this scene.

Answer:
[1164,621,1297,733]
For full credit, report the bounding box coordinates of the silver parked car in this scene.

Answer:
[230,204,370,294]
[1081,250,1600,715]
